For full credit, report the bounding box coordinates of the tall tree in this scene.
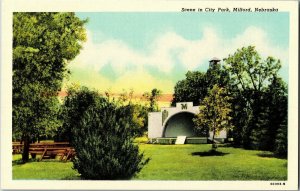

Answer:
[142,88,162,112]
[172,60,229,106]
[206,60,230,90]
[13,13,87,162]
[264,76,287,151]
[224,46,284,149]
[172,71,207,106]
[193,85,233,150]
[224,46,281,93]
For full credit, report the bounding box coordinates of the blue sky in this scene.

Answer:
[76,12,289,48]
[68,12,289,94]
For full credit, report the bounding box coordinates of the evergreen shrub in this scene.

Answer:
[274,118,287,157]
[68,88,149,179]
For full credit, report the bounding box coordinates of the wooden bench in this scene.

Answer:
[13,142,75,161]
[12,142,23,154]
[30,142,70,148]
[29,147,75,161]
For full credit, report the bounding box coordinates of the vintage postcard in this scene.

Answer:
[1,0,298,190]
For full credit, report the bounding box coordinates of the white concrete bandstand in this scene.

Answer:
[148,102,227,141]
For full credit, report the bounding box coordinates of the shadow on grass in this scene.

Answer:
[12,158,41,166]
[62,175,81,180]
[12,159,25,166]
[217,143,241,148]
[12,158,67,166]
[191,150,229,157]
[257,151,287,159]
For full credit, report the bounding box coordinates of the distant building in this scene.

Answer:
[209,57,221,67]
[148,102,227,140]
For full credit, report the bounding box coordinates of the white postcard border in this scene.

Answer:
[1,0,298,190]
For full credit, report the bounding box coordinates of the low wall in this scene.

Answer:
[149,137,209,144]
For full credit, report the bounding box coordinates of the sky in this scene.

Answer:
[67,12,289,94]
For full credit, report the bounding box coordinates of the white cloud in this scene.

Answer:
[70,26,288,93]
[73,26,288,72]
[227,26,289,65]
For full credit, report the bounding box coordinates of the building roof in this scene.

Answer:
[209,57,221,62]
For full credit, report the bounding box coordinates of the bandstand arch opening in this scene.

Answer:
[163,112,196,137]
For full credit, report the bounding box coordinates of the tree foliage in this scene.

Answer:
[13,12,87,161]
[206,61,230,90]
[172,61,229,106]
[142,88,162,112]
[55,85,97,142]
[172,46,287,155]
[274,116,287,157]
[224,46,287,152]
[57,87,150,141]
[107,89,149,136]
[193,85,233,149]
[130,104,149,136]
[61,87,149,179]
[262,77,287,152]
[172,71,207,106]
[224,46,281,93]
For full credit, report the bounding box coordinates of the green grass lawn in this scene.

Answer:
[13,155,80,180]
[13,144,287,180]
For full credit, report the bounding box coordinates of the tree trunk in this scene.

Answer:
[212,126,216,150]
[22,135,30,162]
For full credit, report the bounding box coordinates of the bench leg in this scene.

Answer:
[60,150,67,161]
[65,150,72,162]
[31,153,36,159]
[40,148,47,161]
